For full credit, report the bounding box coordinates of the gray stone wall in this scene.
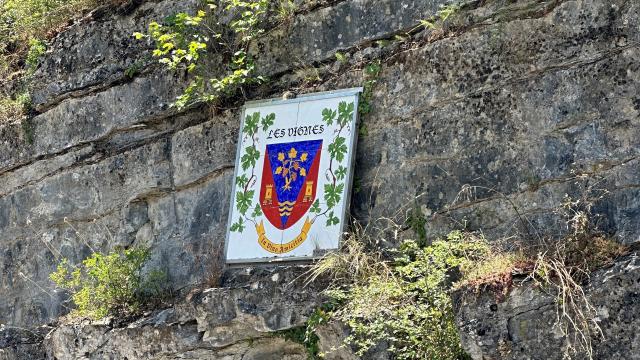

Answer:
[1,0,475,329]
[455,253,640,360]
[0,0,638,358]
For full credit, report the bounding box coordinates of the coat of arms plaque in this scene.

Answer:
[225,88,362,263]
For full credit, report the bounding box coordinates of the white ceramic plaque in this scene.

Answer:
[225,88,362,263]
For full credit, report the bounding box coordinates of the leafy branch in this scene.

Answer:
[134,0,269,109]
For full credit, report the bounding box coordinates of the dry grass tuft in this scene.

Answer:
[305,223,392,287]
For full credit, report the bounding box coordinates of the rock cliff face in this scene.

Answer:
[0,0,638,358]
[455,253,640,360]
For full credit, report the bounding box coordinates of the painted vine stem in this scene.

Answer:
[230,111,275,233]
[311,100,355,227]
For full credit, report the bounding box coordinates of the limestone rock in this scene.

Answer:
[455,253,640,359]
[45,267,330,359]
[0,0,638,358]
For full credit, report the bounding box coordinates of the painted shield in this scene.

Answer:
[260,140,323,230]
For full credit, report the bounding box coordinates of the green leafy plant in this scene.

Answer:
[0,0,121,124]
[295,65,322,87]
[25,38,46,72]
[124,60,146,79]
[135,0,269,109]
[358,60,382,136]
[313,231,484,359]
[406,202,428,247]
[50,247,167,320]
[418,3,462,31]
[278,307,330,359]
[276,0,297,22]
[359,60,381,116]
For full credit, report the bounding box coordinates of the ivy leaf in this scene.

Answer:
[236,174,249,188]
[328,136,348,163]
[324,183,344,209]
[243,112,260,135]
[337,101,355,127]
[240,145,260,170]
[322,108,337,125]
[310,199,321,214]
[251,203,263,218]
[261,113,275,131]
[230,217,245,233]
[235,190,254,215]
[335,166,347,181]
[326,211,340,226]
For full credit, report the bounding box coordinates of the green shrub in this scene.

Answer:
[0,0,106,123]
[25,39,46,71]
[134,0,270,109]
[315,231,488,359]
[50,247,167,320]
[1,0,97,42]
[277,306,331,359]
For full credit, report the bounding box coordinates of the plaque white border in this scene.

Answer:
[224,87,363,264]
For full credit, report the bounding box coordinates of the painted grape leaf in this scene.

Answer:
[251,203,263,218]
[261,113,275,131]
[335,165,347,181]
[310,199,321,213]
[337,101,354,127]
[243,112,260,135]
[328,137,347,163]
[322,108,337,125]
[240,145,260,170]
[236,174,249,188]
[230,217,245,232]
[324,183,344,209]
[236,190,254,215]
[326,211,340,226]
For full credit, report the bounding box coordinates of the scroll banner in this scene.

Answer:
[256,217,313,254]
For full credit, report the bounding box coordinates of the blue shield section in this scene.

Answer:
[266,140,323,227]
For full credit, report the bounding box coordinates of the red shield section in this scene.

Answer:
[259,140,323,230]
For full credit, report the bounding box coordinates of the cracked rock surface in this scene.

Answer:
[0,0,638,358]
[454,253,640,360]
[44,267,330,360]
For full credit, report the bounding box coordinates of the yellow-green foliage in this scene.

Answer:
[456,248,527,289]
[0,97,25,123]
[0,0,105,122]
[50,247,166,320]
[1,0,99,41]
[135,0,269,109]
[0,0,95,68]
[320,231,488,359]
